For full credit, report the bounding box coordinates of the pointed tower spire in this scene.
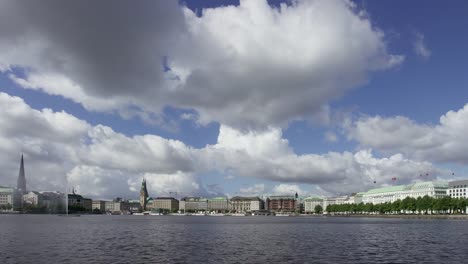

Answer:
[17,154,26,194]
[140,178,149,211]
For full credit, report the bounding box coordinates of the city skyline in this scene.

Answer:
[1,0,468,200]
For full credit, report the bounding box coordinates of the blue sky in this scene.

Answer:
[0,0,467,199]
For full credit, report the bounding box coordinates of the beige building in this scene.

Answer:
[92,200,106,212]
[0,186,14,210]
[208,197,230,212]
[230,196,264,212]
[151,197,179,212]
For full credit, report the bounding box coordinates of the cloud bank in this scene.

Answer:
[0,93,441,198]
[0,0,403,129]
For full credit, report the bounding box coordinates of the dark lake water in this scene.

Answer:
[1,215,468,263]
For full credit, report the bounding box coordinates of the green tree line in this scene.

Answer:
[325,196,468,215]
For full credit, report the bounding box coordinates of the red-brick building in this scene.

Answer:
[268,196,296,212]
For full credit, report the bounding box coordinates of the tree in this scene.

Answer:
[314,205,323,214]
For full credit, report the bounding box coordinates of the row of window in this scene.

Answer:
[448,189,466,193]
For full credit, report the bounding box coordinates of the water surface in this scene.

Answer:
[1,215,467,263]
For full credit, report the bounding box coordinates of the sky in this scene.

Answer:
[0,0,468,200]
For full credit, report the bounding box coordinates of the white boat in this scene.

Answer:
[231,213,248,216]
[275,212,291,216]
[192,212,207,216]
[208,213,225,216]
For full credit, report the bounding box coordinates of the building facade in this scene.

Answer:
[230,196,264,212]
[0,186,14,210]
[208,197,230,212]
[362,181,448,205]
[304,197,324,213]
[268,196,296,212]
[151,197,179,212]
[23,191,42,206]
[447,180,468,199]
[179,197,208,212]
[92,200,106,212]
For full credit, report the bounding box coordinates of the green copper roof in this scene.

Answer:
[365,185,408,195]
[410,181,448,190]
[209,197,228,201]
[0,186,14,193]
[304,197,323,201]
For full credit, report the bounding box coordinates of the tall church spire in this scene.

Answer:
[139,178,149,211]
[17,154,26,194]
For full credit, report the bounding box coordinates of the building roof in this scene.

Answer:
[208,197,228,201]
[0,186,15,193]
[269,196,295,200]
[410,181,448,190]
[304,197,323,201]
[448,180,468,187]
[365,185,408,195]
[230,196,261,201]
[181,197,208,202]
[154,197,178,200]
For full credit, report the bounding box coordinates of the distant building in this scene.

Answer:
[304,197,324,213]
[139,178,149,211]
[150,197,179,212]
[362,181,448,205]
[230,196,264,212]
[179,197,208,212]
[23,191,42,206]
[40,192,66,213]
[447,180,468,199]
[0,186,14,210]
[268,196,296,212]
[127,199,142,212]
[208,197,230,212]
[92,200,106,212]
[68,193,92,211]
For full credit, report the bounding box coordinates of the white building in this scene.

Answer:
[304,197,324,213]
[447,180,468,199]
[23,191,42,206]
[362,181,448,205]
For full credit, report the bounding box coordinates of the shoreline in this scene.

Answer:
[313,214,468,220]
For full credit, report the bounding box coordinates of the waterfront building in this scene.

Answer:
[362,181,448,204]
[40,192,66,213]
[127,199,142,212]
[304,197,324,213]
[447,180,468,199]
[150,197,179,212]
[208,197,230,212]
[323,196,350,212]
[92,200,106,212]
[230,196,264,212]
[68,193,92,211]
[179,197,208,212]
[0,186,14,210]
[268,196,296,212]
[139,178,149,211]
[23,191,42,206]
